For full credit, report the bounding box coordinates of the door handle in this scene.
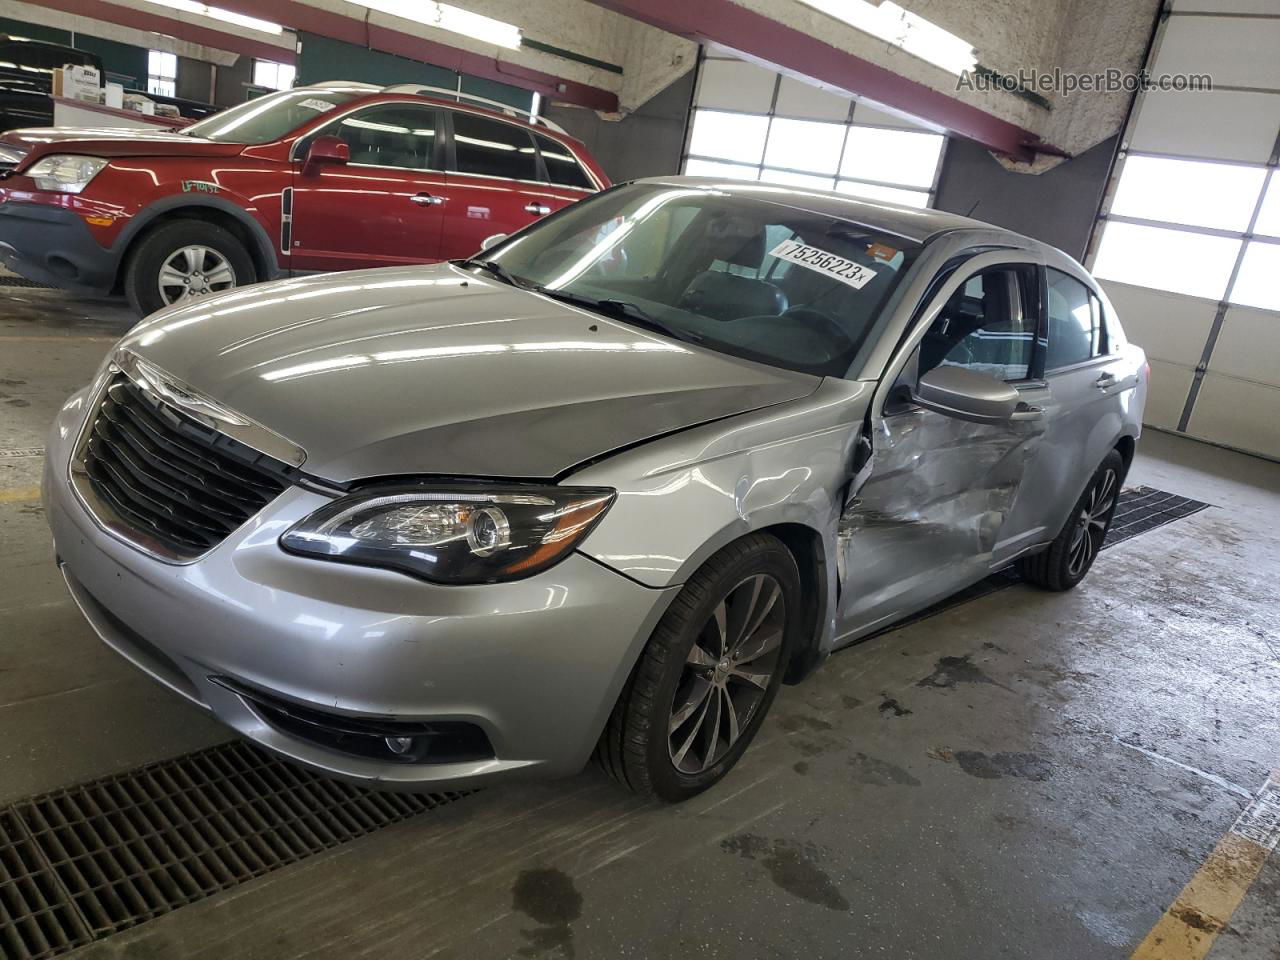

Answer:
[1095,372,1118,390]
[1011,403,1043,422]
[410,193,445,206]
[525,202,552,216]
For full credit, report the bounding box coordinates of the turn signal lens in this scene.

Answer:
[280,484,615,583]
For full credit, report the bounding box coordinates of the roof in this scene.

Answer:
[637,175,1020,245]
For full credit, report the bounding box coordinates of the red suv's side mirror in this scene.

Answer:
[304,136,349,169]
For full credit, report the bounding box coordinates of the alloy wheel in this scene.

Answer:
[667,574,786,775]
[157,245,237,304]
[1067,467,1117,577]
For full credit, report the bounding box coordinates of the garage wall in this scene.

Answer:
[681,49,947,208]
[1087,0,1280,460]
[935,135,1117,262]
[542,69,695,183]
[295,31,532,112]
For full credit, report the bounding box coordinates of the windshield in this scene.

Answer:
[182,88,364,144]
[483,182,921,377]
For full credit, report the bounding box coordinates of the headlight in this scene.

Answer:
[24,154,108,193]
[280,484,616,584]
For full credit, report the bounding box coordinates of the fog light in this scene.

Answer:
[385,736,414,755]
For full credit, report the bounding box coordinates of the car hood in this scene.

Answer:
[1,127,243,163]
[118,264,820,482]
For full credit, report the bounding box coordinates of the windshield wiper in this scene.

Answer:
[454,258,525,288]
[535,289,703,344]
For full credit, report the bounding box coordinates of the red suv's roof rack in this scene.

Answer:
[381,83,569,135]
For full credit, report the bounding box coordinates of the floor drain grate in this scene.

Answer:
[864,484,1211,640]
[0,276,51,289]
[0,741,466,960]
[1103,484,1210,547]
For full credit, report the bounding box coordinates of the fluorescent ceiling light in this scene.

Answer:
[797,0,977,75]
[349,0,522,49]
[143,0,283,35]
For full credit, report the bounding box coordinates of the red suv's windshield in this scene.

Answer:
[182,88,366,144]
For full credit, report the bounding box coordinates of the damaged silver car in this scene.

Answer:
[45,177,1147,801]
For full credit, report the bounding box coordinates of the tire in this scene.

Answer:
[124,219,255,317]
[1017,449,1124,591]
[596,533,801,802]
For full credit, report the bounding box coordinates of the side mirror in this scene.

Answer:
[480,232,508,251]
[911,366,1021,424]
[304,135,349,169]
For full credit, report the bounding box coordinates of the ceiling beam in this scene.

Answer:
[587,0,1044,161]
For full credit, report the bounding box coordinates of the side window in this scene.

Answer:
[1046,269,1103,369]
[452,112,538,181]
[918,266,1038,382]
[535,134,593,189]
[323,105,439,170]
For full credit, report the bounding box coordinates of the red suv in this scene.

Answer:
[0,82,609,314]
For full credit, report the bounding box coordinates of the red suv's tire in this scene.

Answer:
[124,219,255,317]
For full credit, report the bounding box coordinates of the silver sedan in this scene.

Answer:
[45,178,1147,801]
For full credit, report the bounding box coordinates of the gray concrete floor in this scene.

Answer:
[1,285,1277,959]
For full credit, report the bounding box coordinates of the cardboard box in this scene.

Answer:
[52,63,102,103]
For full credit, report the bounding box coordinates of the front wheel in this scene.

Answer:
[124,219,255,316]
[596,533,801,802]
[1018,450,1123,591]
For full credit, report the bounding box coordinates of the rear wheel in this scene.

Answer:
[596,533,800,802]
[124,219,254,316]
[1018,450,1123,591]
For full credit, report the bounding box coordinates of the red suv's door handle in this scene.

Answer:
[525,202,552,216]
[410,193,445,206]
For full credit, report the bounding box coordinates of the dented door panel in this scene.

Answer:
[836,406,1047,638]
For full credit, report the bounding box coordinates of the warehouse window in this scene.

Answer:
[147,51,177,98]
[682,54,945,208]
[1095,155,1278,308]
[252,59,296,91]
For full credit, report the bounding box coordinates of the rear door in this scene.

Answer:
[437,111,577,259]
[289,102,447,271]
[837,254,1049,639]
[1007,267,1139,543]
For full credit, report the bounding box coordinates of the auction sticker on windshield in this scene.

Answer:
[769,239,879,289]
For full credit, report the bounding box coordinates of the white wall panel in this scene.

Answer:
[1128,90,1280,163]
[695,58,776,113]
[851,102,929,131]
[1208,306,1280,387]
[1144,360,1197,431]
[1100,280,1218,367]
[774,76,850,122]
[1186,374,1280,459]
[1154,17,1280,90]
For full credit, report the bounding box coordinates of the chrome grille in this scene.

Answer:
[79,375,293,559]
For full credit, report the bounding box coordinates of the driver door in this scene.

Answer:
[836,254,1050,640]
[290,103,447,272]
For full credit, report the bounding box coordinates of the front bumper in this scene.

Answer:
[0,200,118,294]
[44,391,677,789]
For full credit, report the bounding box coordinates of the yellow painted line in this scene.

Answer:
[1131,769,1280,959]
[0,486,41,504]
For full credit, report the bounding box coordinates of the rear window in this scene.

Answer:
[535,134,593,189]
[1046,268,1104,369]
[452,111,538,181]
